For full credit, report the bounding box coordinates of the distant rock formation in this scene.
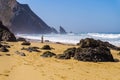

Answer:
[0,0,57,34]
[51,27,58,34]
[59,26,67,34]
[0,21,16,41]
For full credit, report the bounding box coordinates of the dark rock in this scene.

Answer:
[21,41,31,45]
[17,37,26,42]
[0,46,9,52]
[78,38,99,48]
[55,54,70,59]
[64,47,76,57]
[77,38,120,50]
[74,46,114,62]
[41,51,56,57]
[6,54,11,56]
[59,26,67,34]
[21,47,40,52]
[0,21,16,41]
[20,52,26,56]
[56,47,76,59]
[0,44,3,47]
[15,51,26,56]
[2,45,10,48]
[41,45,52,50]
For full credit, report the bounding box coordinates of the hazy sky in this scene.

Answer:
[17,0,120,33]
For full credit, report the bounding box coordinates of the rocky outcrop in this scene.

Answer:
[0,0,58,34]
[56,38,115,62]
[59,26,67,34]
[0,21,16,41]
[51,27,58,34]
[74,46,114,62]
[77,38,120,50]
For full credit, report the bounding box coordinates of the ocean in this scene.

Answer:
[16,33,120,46]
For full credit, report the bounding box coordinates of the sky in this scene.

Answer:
[17,0,120,33]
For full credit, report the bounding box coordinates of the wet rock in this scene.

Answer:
[41,45,52,50]
[74,46,114,62]
[17,37,26,42]
[0,46,9,52]
[41,51,56,57]
[21,47,40,52]
[21,41,31,45]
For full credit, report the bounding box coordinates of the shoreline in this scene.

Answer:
[16,36,77,46]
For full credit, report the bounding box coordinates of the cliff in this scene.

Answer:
[0,0,57,34]
[0,21,16,41]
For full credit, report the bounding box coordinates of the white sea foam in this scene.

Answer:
[87,33,120,39]
[16,33,120,46]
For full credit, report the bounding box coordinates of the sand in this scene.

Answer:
[0,41,120,80]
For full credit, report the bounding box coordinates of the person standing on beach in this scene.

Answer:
[41,35,44,43]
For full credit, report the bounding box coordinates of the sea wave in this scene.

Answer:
[16,33,120,46]
[87,33,120,39]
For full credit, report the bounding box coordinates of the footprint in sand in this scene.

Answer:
[0,70,11,77]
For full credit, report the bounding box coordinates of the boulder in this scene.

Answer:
[41,51,56,57]
[74,46,114,62]
[41,45,52,50]
[21,47,40,52]
[0,21,16,41]
[21,41,31,45]
[0,46,9,52]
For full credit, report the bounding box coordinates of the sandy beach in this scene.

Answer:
[0,41,119,80]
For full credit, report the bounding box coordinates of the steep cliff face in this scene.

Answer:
[0,21,16,41]
[0,0,16,27]
[0,0,57,34]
